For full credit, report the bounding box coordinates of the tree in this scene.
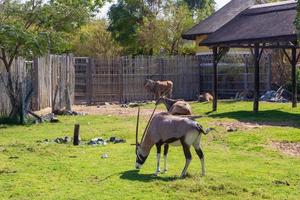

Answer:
[72,20,122,57]
[162,3,196,54]
[0,0,105,123]
[108,0,145,54]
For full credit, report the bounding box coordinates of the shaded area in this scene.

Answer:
[209,110,300,128]
[119,170,177,182]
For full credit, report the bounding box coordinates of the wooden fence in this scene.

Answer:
[74,56,200,104]
[0,54,75,115]
[75,54,272,104]
[0,58,31,115]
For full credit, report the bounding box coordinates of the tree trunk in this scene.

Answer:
[1,62,23,123]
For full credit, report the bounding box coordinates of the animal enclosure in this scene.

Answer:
[199,53,272,98]
[75,54,272,104]
[74,56,200,104]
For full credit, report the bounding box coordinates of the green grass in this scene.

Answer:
[1,101,300,199]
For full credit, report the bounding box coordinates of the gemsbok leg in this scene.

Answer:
[154,143,162,175]
[193,142,205,176]
[180,138,192,178]
[163,144,169,173]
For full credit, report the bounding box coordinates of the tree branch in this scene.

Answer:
[1,48,10,73]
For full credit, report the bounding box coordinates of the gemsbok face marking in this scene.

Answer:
[135,111,210,178]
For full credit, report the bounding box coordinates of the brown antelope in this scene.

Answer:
[198,92,214,102]
[156,96,192,115]
[144,79,173,99]
[135,111,210,178]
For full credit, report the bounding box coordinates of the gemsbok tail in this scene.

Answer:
[196,124,215,135]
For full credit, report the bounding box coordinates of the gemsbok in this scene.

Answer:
[135,109,210,178]
[156,96,192,115]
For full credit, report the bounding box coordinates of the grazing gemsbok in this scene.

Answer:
[135,109,209,178]
[156,96,192,115]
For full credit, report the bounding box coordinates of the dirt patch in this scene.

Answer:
[211,121,264,131]
[35,105,164,117]
[271,141,300,157]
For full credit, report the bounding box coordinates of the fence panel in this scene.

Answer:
[0,54,75,115]
[75,55,200,104]
[199,53,272,98]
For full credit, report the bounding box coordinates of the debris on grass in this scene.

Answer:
[38,136,126,146]
[0,147,6,152]
[54,136,71,144]
[227,127,238,132]
[53,110,86,116]
[109,137,126,144]
[271,141,300,156]
[0,169,17,174]
[212,121,263,132]
[88,138,107,146]
[273,180,290,186]
[260,87,289,103]
[120,101,154,108]
[101,153,109,159]
[88,137,126,145]
[8,156,19,159]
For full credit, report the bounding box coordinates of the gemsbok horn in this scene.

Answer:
[135,112,211,178]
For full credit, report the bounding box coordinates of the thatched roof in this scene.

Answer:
[201,0,298,46]
[182,0,256,40]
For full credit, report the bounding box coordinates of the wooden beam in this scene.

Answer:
[253,44,260,113]
[211,44,300,49]
[283,49,292,64]
[292,46,297,108]
[212,47,218,111]
[296,51,300,63]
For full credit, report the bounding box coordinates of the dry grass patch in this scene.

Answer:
[271,141,300,157]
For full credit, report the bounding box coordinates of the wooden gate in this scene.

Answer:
[74,57,90,104]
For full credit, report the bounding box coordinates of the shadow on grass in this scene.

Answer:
[119,170,177,182]
[209,110,300,128]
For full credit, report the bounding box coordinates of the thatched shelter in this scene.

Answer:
[197,0,299,112]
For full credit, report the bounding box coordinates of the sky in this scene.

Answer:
[98,0,232,18]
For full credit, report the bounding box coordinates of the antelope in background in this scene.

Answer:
[156,96,192,115]
[144,79,173,99]
[135,109,210,178]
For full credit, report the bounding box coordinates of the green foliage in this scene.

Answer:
[0,0,106,123]
[0,0,106,60]
[182,0,215,20]
[108,0,144,54]
[1,102,300,199]
[108,0,214,55]
[72,20,123,57]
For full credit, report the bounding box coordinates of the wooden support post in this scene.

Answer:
[292,46,297,108]
[212,47,218,111]
[244,56,249,91]
[253,44,260,113]
[73,124,80,146]
[65,86,71,111]
[52,85,58,113]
